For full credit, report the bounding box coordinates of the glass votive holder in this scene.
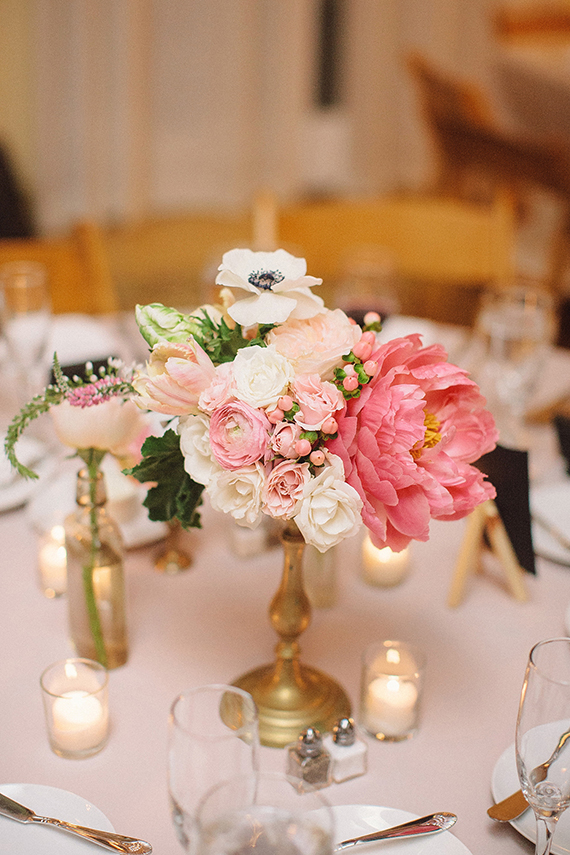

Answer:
[361,534,411,587]
[37,525,67,598]
[40,658,109,758]
[359,640,425,741]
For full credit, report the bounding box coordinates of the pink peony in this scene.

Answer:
[326,334,498,551]
[133,339,215,416]
[263,459,311,518]
[209,400,271,470]
[270,421,303,459]
[293,373,345,431]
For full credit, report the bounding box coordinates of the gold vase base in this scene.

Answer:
[233,661,351,748]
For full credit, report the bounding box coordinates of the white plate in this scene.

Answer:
[328,804,472,853]
[0,783,114,854]
[0,452,54,513]
[531,481,570,567]
[492,744,570,854]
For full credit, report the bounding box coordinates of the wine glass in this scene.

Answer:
[0,261,52,404]
[196,772,333,855]
[516,637,570,855]
[168,685,259,853]
[472,282,554,448]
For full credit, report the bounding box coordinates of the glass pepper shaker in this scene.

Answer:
[323,717,367,782]
[286,727,331,789]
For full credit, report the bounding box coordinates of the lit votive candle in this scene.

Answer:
[38,525,67,598]
[40,658,109,758]
[360,640,425,741]
[361,534,410,587]
[52,691,108,754]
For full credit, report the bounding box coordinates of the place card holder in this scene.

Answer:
[448,445,532,607]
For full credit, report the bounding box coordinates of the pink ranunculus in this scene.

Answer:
[267,308,362,379]
[263,459,311,519]
[270,421,303,459]
[198,362,235,414]
[326,334,498,551]
[209,400,271,470]
[133,339,216,416]
[293,373,345,431]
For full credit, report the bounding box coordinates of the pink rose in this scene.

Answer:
[293,373,345,431]
[209,401,270,469]
[263,459,311,518]
[133,339,215,415]
[326,334,498,551]
[199,362,235,413]
[270,421,302,458]
[267,309,361,379]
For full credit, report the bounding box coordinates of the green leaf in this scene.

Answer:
[125,429,204,529]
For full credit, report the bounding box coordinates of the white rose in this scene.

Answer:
[295,455,363,552]
[50,398,147,458]
[206,462,265,527]
[233,345,294,409]
[178,413,221,486]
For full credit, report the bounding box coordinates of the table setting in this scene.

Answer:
[2,247,570,854]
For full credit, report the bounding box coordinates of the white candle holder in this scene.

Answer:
[40,658,109,758]
[359,640,425,741]
[37,525,67,598]
[361,534,411,587]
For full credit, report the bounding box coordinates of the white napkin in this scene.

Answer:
[47,315,123,365]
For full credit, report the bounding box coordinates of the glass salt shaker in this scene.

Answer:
[286,726,331,789]
[323,717,367,782]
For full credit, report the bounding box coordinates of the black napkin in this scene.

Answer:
[475,445,536,574]
[50,357,116,385]
[555,415,570,477]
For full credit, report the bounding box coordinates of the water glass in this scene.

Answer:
[0,261,51,401]
[168,685,259,852]
[196,772,333,855]
[516,638,570,855]
[473,282,554,446]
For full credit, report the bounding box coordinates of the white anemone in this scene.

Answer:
[215,248,324,326]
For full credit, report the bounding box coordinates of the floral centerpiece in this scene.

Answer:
[128,248,498,553]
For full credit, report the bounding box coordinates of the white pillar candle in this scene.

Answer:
[38,525,67,597]
[363,675,418,739]
[361,536,410,587]
[51,690,108,754]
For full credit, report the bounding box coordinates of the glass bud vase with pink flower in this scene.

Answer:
[4,357,148,670]
[64,450,128,669]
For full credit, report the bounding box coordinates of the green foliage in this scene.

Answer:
[125,430,204,529]
[192,311,275,364]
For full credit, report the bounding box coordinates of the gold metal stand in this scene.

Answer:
[233,521,351,748]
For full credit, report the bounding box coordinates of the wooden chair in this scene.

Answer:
[406,52,570,296]
[276,194,516,326]
[103,210,252,310]
[0,221,118,314]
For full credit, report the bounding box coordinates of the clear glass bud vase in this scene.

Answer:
[64,467,128,669]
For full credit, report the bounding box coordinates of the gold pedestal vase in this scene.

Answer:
[233,520,351,748]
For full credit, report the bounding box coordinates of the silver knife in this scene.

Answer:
[0,791,153,853]
[334,812,457,850]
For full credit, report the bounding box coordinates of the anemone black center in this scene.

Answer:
[248,269,285,291]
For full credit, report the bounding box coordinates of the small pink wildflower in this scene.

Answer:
[65,376,123,408]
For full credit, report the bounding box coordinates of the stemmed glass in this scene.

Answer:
[168,685,259,853]
[473,282,554,447]
[516,637,570,854]
[0,261,52,404]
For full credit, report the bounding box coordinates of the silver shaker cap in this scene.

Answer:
[332,717,356,745]
[297,727,323,757]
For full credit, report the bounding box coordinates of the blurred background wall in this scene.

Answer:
[0,0,506,234]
